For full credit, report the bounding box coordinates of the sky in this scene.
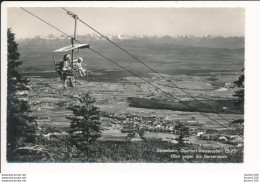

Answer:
[7,7,245,38]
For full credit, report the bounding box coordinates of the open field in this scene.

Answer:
[26,73,243,148]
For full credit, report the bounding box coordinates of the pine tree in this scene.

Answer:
[66,93,101,159]
[7,28,38,161]
[174,122,190,144]
[233,68,244,106]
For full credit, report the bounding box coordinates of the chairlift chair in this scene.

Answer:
[52,43,89,87]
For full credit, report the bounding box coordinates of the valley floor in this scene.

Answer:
[25,71,243,151]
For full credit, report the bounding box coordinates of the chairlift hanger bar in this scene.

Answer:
[64,10,79,69]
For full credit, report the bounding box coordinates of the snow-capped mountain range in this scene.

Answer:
[17,34,244,50]
[20,33,239,41]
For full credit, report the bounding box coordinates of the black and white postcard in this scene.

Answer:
[1,1,260,182]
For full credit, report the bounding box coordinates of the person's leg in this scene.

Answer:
[70,77,75,87]
[79,70,83,76]
[63,73,67,89]
[63,79,67,89]
[82,69,86,76]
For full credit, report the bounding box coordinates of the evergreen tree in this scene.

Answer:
[7,28,38,161]
[174,122,190,144]
[230,68,244,135]
[233,68,244,106]
[66,93,101,159]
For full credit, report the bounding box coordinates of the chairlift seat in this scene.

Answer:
[54,61,64,78]
[54,59,84,77]
[53,44,89,81]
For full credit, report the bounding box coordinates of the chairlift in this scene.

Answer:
[52,43,89,88]
[53,43,89,76]
[52,10,89,88]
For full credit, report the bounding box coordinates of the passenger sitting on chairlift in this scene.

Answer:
[62,54,72,72]
[62,54,74,88]
[75,57,86,76]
